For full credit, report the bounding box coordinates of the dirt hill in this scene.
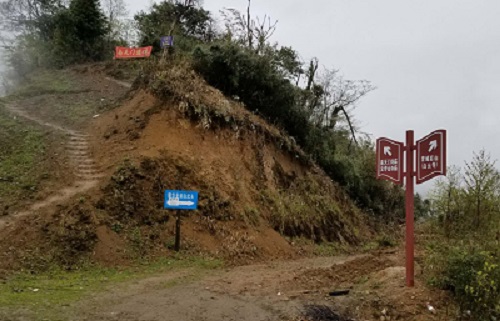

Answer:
[0,63,372,271]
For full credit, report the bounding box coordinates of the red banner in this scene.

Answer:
[114,46,153,59]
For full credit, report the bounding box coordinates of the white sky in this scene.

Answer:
[128,0,500,193]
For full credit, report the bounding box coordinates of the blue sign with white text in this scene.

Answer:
[164,190,198,210]
[160,36,174,48]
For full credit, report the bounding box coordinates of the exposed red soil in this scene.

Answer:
[0,65,369,272]
[82,85,369,266]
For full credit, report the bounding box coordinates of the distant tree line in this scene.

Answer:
[0,0,130,73]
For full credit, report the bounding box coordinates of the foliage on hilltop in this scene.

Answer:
[1,0,406,219]
[134,0,405,220]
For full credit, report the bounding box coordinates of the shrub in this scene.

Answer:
[192,42,310,145]
[427,244,500,320]
[465,254,500,319]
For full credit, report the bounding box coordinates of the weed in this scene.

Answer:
[361,241,379,252]
[261,175,361,244]
[313,242,345,256]
[241,206,260,227]
[375,234,397,248]
[130,227,146,257]
[110,222,123,233]
[165,238,176,250]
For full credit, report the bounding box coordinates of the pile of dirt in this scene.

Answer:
[81,69,371,264]
[287,255,394,291]
[0,63,372,270]
[280,250,454,321]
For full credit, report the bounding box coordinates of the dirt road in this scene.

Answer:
[73,249,451,321]
[77,256,362,321]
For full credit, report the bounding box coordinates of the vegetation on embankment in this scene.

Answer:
[0,100,48,211]
[0,69,127,214]
[425,150,500,321]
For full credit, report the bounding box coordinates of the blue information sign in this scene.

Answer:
[164,190,198,210]
[160,36,174,48]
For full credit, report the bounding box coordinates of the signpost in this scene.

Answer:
[376,129,447,287]
[164,190,199,251]
[160,36,174,48]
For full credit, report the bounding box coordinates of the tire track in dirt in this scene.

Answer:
[0,104,104,230]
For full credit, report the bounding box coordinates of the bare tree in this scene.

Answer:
[220,0,277,53]
[305,58,319,91]
[101,0,128,42]
[309,68,375,144]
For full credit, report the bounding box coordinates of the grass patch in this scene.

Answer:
[313,242,348,256]
[7,70,77,99]
[0,101,47,208]
[0,255,223,320]
[289,237,351,256]
[360,233,398,252]
[5,69,120,128]
[34,94,105,127]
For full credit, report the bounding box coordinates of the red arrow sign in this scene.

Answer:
[416,130,447,184]
[376,137,404,185]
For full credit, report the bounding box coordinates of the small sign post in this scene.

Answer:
[376,129,447,287]
[164,190,199,251]
[160,36,174,49]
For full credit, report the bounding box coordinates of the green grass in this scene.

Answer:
[52,95,109,125]
[313,242,348,256]
[0,256,223,320]
[6,69,119,127]
[0,101,47,207]
[7,70,77,100]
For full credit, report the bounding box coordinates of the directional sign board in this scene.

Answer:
[376,129,448,287]
[160,36,174,48]
[416,130,447,184]
[164,190,198,210]
[376,137,405,185]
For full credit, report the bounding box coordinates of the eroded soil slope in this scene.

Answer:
[84,64,371,265]
[1,64,370,271]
